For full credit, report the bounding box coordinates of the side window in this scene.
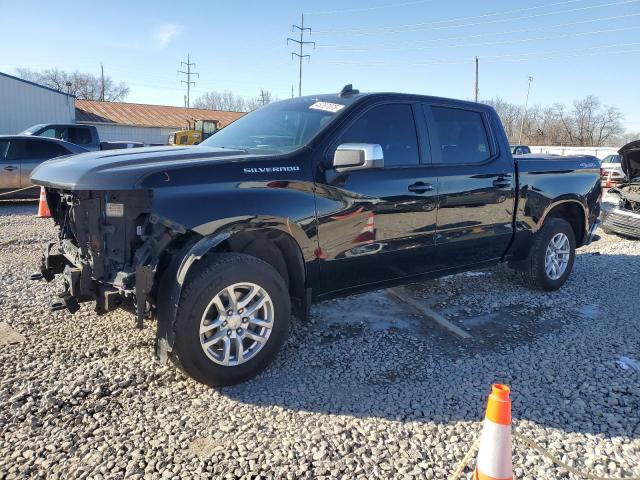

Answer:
[0,140,9,160]
[337,104,420,167]
[26,140,68,158]
[428,106,491,164]
[68,127,92,145]
[6,140,28,160]
[39,128,58,138]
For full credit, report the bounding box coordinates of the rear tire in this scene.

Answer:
[171,253,290,386]
[521,218,576,291]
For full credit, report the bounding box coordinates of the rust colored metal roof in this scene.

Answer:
[75,99,244,129]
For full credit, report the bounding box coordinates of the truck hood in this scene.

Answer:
[30,146,252,190]
[619,140,640,182]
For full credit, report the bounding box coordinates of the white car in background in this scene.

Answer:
[600,154,625,183]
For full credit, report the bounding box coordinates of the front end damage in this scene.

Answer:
[604,184,640,239]
[603,140,640,239]
[34,189,187,328]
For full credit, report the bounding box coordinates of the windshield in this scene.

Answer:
[602,154,620,164]
[201,97,351,154]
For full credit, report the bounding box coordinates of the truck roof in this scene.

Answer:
[290,91,492,112]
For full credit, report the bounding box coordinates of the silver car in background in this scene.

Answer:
[600,154,625,183]
[0,135,87,198]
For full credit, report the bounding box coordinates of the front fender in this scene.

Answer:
[154,216,317,363]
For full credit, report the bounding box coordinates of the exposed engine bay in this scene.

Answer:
[37,189,185,326]
[611,184,640,213]
[602,140,640,239]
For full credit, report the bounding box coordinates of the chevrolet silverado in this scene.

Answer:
[30,86,601,386]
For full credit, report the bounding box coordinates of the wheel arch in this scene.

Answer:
[154,219,313,363]
[535,199,587,246]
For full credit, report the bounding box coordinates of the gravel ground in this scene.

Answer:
[1,197,639,480]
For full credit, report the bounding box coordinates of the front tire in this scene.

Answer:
[521,218,576,291]
[171,253,290,386]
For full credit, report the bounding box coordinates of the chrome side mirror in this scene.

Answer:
[333,143,384,172]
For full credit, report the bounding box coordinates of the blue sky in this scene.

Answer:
[1,0,639,130]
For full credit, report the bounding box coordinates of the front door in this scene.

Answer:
[422,104,515,269]
[0,140,21,190]
[315,102,438,295]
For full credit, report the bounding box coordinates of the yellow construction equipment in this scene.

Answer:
[169,119,219,146]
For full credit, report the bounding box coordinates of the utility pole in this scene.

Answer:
[100,64,105,102]
[474,57,479,103]
[518,76,534,145]
[287,14,315,97]
[178,54,199,108]
[259,89,267,106]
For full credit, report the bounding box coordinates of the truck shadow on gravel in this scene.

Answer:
[221,251,640,439]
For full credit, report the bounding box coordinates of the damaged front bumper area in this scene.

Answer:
[603,184,640,239]
[34,189,186,327]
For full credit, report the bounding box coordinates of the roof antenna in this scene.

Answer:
[339,84,359,97]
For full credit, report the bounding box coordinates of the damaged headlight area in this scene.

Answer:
[603,184,640,239]
[35,189,187,326]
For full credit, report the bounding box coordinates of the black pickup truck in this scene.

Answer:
[30,86,601,386]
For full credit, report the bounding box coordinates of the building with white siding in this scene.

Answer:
[0,72,75,134]
[0,70,243,146]
[75,100,244,145]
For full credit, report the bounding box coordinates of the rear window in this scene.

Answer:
[68,127,92,145]
[427,106,491,164]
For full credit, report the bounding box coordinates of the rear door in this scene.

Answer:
[0,140,21,189]
[423,103,515,269]
[315,101,439,294]
[18,139,71,187]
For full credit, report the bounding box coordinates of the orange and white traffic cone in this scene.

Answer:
[604,171,613,189]
[37,187,51,218]
[474,384,513,480]
[354,212,376,243]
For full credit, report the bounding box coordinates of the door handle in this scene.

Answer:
[408,182,434,194]
[493,178,511,188]
[4,166,17,171]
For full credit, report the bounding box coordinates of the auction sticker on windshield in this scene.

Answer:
[309,101,345,113]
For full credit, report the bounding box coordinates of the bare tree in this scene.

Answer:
[194,90,277,112]
[15,68,129,101]
[484,98,522,141]
[484,95,624,146]
[193,91,246,111]
[593,105,624,146]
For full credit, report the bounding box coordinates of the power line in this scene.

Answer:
[100,63,105,102]
[319,25,640,53]
[306,0,437,15]
[259,89,268,105]
[287,14,315,96]
[177,54,199,108]
[320,42,640,66]
[474,57,479,103]
[315,13,640,49]
[312,0,639,36]
[519,76,534,145]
